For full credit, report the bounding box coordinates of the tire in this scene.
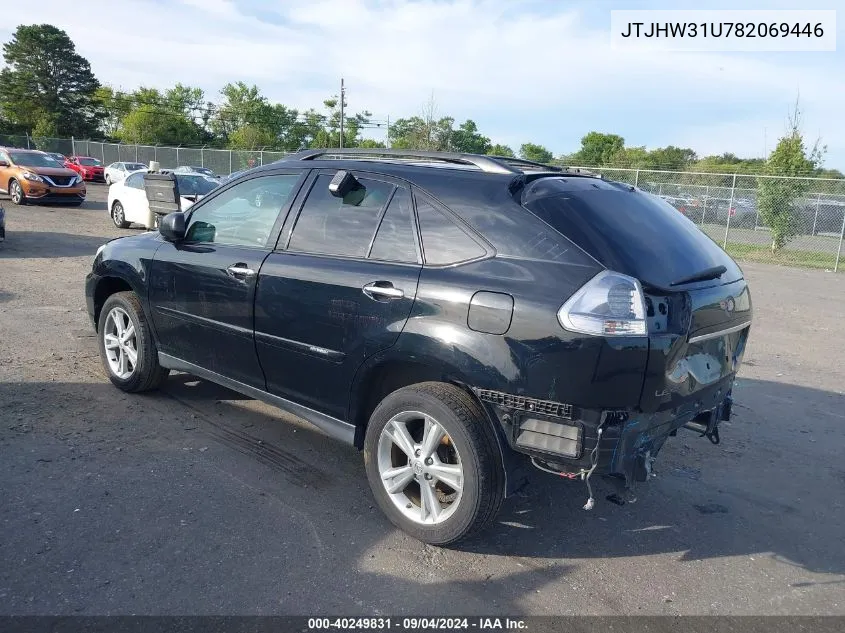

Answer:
[111,201,129,228]
[97,291,169,393]
[364,382,505,545]
[9,179,25,205]
[105,175,111,186]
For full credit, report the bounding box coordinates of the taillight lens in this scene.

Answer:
[557,270,647,337]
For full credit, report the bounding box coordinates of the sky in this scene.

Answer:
[1,0,842,167]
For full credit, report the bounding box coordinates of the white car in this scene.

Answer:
[107,170,219,229]
[104,161,149,185]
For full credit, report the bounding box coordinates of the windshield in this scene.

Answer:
[176,174,218,196]
[9,152,67,168]
[78,157,102,166]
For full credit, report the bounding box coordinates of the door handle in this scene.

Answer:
[362,281,404,300]
[227,264,256,277]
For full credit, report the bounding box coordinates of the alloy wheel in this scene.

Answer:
[103,307,138,380]
[112,203,125,227]
[10,181,22,204]
[377,411,464,525]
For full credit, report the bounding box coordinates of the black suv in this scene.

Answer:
[85,149,752,544]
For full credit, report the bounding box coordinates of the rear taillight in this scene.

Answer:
[557,270,647,337]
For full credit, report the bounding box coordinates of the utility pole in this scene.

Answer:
[339,77,345,149]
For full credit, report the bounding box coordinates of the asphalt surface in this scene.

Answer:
[1,184,844,616]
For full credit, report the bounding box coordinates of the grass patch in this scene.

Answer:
[725,242,840,271]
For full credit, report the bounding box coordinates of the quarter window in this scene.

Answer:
[415,193,486,265]
[185,174,300,247]
[288,174,394,258]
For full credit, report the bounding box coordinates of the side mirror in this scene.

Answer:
[0,160,8,167]
[159,212,187,242]
[328,170,358,197]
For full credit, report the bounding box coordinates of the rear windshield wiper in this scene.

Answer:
[670,265,727,287]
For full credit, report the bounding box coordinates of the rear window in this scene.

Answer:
[522,177,742,289]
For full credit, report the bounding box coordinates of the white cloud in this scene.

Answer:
[1,0,842,165]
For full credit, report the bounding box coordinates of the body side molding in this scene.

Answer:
[158,353,356,445]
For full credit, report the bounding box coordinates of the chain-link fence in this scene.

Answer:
[2,134,844,271]
[0,134,293,178]
[568,166,845,273]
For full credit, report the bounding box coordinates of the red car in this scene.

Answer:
[65,156,105,182]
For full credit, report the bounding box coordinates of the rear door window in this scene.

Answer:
[368,187,418,263]
[125,172,144,189]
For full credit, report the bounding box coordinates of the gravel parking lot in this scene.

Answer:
[1,184,844,616]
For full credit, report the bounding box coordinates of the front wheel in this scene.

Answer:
[364,382,505,545]
[105,175,112,186]
[9,179,25,205]
[97,291,169,392]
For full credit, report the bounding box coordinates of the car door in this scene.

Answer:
[255,170,422,419]
[148,170,306,388]
[118,172,153,225]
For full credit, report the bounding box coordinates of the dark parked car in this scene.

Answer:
[85,149,752,544]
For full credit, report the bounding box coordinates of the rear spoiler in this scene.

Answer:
[508,168,603,195]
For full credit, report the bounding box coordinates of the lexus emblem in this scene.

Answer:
[719,298,735,313]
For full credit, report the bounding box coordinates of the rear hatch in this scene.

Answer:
[522,176,752,414]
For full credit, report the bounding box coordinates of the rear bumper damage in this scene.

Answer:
[476,376,737,508]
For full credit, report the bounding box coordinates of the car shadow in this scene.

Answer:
[155,373,845,579]
[1,375,842,613]
[0,230,110,259]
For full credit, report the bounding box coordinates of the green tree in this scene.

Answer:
[310,95,372,148]
[757,101,824,252]
[213,82,283,144]
[647,145,697,169]
[449,119,491,154]
[357,138,386,149]
[519,142,553,164]
[228,124,276,149]
[388,96,455,151]
[605,145,650,168]
[32,111,59,138]
[571,132,625,166]
[95,86,132,138]
[487,144,515,157]
[116,86,206,145]
[0,24,101,137]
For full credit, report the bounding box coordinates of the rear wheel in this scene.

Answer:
[364,382,504,545]
[97,291,169,392]
[111,201,129,228]
[105,174,112,186]
[9,179,25,205]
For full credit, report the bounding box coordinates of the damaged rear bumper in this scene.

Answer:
[476,375,736,494]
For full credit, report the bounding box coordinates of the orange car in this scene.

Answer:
[0,147,86,205]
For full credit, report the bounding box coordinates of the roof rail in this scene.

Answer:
[284,148,525,175]
[487,155,563,173]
